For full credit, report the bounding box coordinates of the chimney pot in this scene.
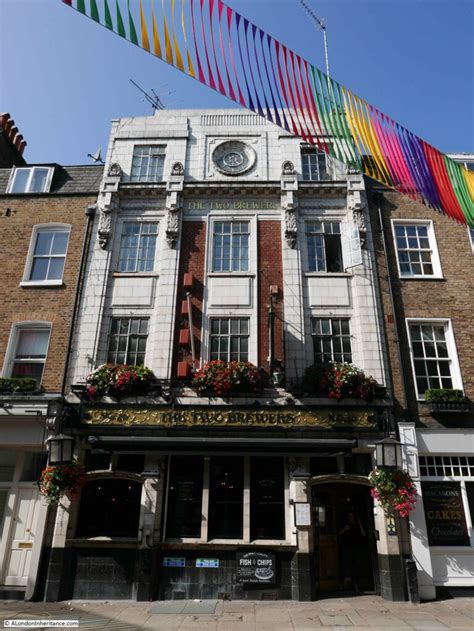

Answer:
[9,126,18,142]
[14,134,24,150]
[0,113,11,128]
[4,119,13,135]
[19,140,27,155]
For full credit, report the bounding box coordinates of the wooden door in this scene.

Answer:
[312,490,339,591]
[4,487,40,586]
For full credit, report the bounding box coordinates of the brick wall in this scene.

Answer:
[368,189,474,424]
[257,220,284,372]
[172,221,206,374]
[0,195,96,392]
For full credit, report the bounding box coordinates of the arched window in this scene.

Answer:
[76,478,142,538]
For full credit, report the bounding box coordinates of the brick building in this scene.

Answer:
[367,166,474,600]
[40,109,416,603]
[0,125,102,599]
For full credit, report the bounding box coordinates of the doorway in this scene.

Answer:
[312,482,378,594]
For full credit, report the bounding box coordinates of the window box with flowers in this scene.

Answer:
[192,360,267,397]
[302,362,381,401]
[369,468,417,518]
[39,460,87,505]
[0,377,39,394]
[424,388,469,413]
[85,364,156,401]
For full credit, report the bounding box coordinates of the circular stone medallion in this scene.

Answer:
[212,140,256,176]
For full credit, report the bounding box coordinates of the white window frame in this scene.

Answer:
[1,321,52,385]
[6,166,54,194]
[391,219,443,279]
[468,227,474,253]
[305,220,344,273]
[106,316,150,366]
[405,318,463,401]
[210,219,251,273]
[130,144,166,183]
[116,221,159,273]
[21,223,71,287]
[300,146,329,181]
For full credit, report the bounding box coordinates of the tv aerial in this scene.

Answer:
[130,79,165,112]
[87,148,104,163]
[299,0,330,77]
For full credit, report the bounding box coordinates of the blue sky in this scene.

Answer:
[1,0,473,164]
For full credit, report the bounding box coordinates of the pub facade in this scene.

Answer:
[42,109,409,602]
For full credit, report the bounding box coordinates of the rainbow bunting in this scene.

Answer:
[60,0,474,227]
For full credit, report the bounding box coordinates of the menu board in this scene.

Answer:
[236,551,276,584]
[422,482,470,546]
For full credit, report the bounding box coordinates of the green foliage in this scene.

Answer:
[193,361,267,396]
[424,388,467,403]
[86,364,155,400]
[39,461,87,505]
[303,362,378,401]
[0,377,38,393]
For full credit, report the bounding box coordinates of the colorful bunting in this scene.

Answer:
[60,0,474,227]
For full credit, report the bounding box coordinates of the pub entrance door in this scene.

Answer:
[312,482,378,594]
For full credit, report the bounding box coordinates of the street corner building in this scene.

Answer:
[0,109,472,604]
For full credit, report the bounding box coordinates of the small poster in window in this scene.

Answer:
[294,503,312,526]
[163,557,186,567]
[196,558,219,568]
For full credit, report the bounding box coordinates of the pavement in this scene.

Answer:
[1,595,474,630]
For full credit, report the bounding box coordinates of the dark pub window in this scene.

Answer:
[76,478,142,537]
[250,457,285,540]
[166,456,203,538]
[208,457,244,540]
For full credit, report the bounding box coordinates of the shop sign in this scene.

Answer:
[163,557,186,567]
[196,558,219,568]
[421,482,470,546]
[236,551,276,584]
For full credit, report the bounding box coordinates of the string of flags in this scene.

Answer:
[61,0,474,226]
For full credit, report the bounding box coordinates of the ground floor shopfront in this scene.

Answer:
[40,402,411,603]
[399,423,474,601]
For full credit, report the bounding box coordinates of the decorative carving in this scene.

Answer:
[83,407,377,429]
[166,209,180,248]
[97,196,116,249]
[108,162,122,177]
[347,178,367,247]
[285,209,298,248]
[171,161,184,176]
[282,160,295,175]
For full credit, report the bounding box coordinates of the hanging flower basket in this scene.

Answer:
[192,360,267,396]
[39,461,87,505]
[85,364,155,400]
[369,468,417,518]
[303,362,379,401]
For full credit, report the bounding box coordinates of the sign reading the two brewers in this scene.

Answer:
[421,482,469,546]
[236,551,276,584]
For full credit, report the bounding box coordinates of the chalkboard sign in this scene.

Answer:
[422,482,469,546]
[236,551,276,584]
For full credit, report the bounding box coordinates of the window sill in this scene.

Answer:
[304,272,351,277]
[207,272,255,278]
[113,272,159,278]
[20,280,64,288]
[163,539,295,547]
[399,275,445,281]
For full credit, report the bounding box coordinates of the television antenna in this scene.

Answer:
[299,0,330,77]
[130,79,165,111]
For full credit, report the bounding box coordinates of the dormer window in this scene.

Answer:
[7,167,54,193]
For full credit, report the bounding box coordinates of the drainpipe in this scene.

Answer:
[374,193,409,418]
[61,204,96,397]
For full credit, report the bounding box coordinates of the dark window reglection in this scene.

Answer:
[209,318,249,362]
[311,317,352,364]
[107,317,149,365]
[208,457,244,539]
[250,457,285,540]
[166,456,204,539]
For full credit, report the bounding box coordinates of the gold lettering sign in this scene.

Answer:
[186,200,277,211]
[83,407,376,428]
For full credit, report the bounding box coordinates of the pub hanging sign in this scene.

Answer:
[421,482,470,547]
[236,551,276,584]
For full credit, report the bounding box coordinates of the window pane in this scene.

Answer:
[209,457,244,539]
[76,479,142,537]
[166,456,203,538]
[10,169,30,193]
[324,234,343,272]
[47,257,65,280]
[16,329,49,358]
[11,362,44,382]
[30,258,49,281]
[50,232,69,255]
[34,232,53,256]
[0,451,17,482]
[30,168,49,192]
[250,457,285,540]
